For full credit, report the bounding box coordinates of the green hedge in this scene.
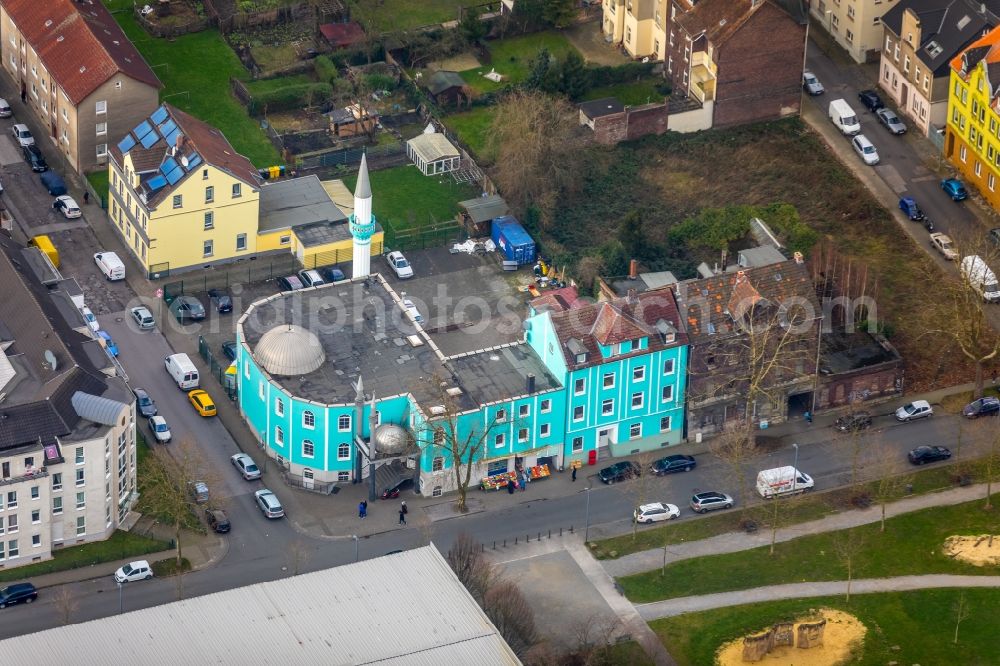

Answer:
[585,61,657,88]
[250,82,333,115]
[313,55,339,86]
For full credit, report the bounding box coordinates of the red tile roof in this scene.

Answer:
[529,286,582,314]
[319,22,365,48]
[675,0,779,45]
[3,0,161,105]
[548,289,687,371]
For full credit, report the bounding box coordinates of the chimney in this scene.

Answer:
[628,259,638,280]
[526,374,536,394]
[735,270,746,283]
[793,251,804,264]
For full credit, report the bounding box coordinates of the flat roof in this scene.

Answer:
[459,194,509,224]
[293,218,381,249]
[0,546,521,665]
[258,175,348,233]
[579,97,625,118]
[449,343,561,405]
[321,178,355,216]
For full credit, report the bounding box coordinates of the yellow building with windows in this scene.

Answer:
[946,27,1000,211]
[108,103,381,276]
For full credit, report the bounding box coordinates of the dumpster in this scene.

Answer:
[491,216,536,266]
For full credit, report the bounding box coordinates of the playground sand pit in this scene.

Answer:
[944,534,1000,566]
[716,609,866,666]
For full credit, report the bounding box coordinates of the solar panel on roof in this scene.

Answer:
[158,118,177,137]
[185,153,202,170]
[164,128,180,147]
[160,157,178,175]
[140,129,160,149]
[117,134,136,153]
[150,106,168,124]
[164,166,184,185]
[133,120,153,140]
[146,174,167,191]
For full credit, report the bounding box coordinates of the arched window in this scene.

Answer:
[337,443,350,460]
[303,410,315,428]
[302,440,315,457]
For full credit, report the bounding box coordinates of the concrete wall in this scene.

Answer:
[815,360,903,411]
[666,101,713,133]
[587,102,669,145]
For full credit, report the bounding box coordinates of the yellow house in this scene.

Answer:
[108,103,381,276]
[602,0,668,62]
[945,27,1000,212]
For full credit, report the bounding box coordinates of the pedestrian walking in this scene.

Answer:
[358,501,366,519]
[507,479,516,494]
[83,191,90,205]
[399,509,406,525]
[571,466,577,482]
[519,475,526,492]
[804,410,813,425]
[401,500,408,515]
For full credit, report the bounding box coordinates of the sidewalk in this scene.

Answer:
[636,574,1000,620]
[603,481,993,578]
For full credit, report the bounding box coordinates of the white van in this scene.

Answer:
[756,466,814,499]
[94,252,125,281]
[164,353,200,390]
[828,99,861,136]
[960,255,1000,302]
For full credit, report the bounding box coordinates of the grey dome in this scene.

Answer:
[373,423,410,455]
[254,324,325,376]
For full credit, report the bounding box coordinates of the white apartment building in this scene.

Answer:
[812,0,900,63]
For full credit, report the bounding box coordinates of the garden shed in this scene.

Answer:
[424,70,470,107]
[406,129,461,176]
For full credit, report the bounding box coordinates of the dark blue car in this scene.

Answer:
[899,196,925,221]
[39,171,66,196]
[941,178,969,201]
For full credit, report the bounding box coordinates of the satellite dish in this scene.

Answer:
[180,155,189,168]
[43,349,57,371]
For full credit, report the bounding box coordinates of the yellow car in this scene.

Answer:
[187,389,216,417]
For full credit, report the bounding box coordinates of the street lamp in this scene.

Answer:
[792,443,800,493]
[584,485,593,543]
[117,580,123,614]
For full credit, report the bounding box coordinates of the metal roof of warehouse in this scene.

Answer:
[0,546,521,665]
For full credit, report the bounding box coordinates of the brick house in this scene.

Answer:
[664,0,804,128]
[0,0,161,174]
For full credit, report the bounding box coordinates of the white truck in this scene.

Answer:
[828,98,861,136]
[960,255,1000,303]
[756,466,814,499]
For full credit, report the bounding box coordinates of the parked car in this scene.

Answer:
[690,491,734,514]
[189,481,209,504]
[963,396,1000,418]
[633,502,680,524]
[170,296,205,322]
[206,509,231,534]
[207,288,233,313]
[0,582,37,609]
[298,269,325,288]
[0,98,11,118]
[80,305,99,332]
[255,489,284,518]
[147,415,171,443]
[22,145,46,172]
[39,171,66,196]
[130,305,155,330]
[876,108,907,135]
[650,454,696,475]
[833,412,873,433]
[52,195,81,219]
[277,275,304,291]
[114,560,153,583]
[598,460,641,484]
[857,89,884,111]
[381,477,415,499]
[322,265,346,282]
[96,330,118,356]
[908,445,951,465]
[385,251,414,279]
[222,340,237,361]
[929,233,959,261]
[851,134,880,165]
[11,123,33,147]
[231,453,261,481]
[895,399,933,422]
[942,178,969,201]
[133,388,157,418]
[802,71,824,95]
[899,196,926,221]
[187,389,216,417]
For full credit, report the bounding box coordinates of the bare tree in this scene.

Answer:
[864,438,912,533]
[564,612,625,665]
[50,586,79,625]
[708,425,757,520]
[446,532,495,603]
[954,592,971,644]
[485,90,584,226]
[484,581,538,658]
[624,451,661,541]
[834,527,866,602]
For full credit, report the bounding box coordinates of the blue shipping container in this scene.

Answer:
[491,216,536,266]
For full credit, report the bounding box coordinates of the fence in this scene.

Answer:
[161,254,300,302]
[198,336,238,401]
[203,0,315,33]
[383,217,465,251]
[296,141,407,171]
[280,470,339,495]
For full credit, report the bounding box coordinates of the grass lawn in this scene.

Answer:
[251,43,301,74]
[103,1,280,167]
[652,589,1000,666]
[86,170,110,207]
[460,31,581,94]
[245,74,314,96]
[618,492,1000,604]
[593,463,964,560]
[582,79,668,106]
[343,164,477,234]
[443,106,496,160]
[0,530,168,583]
[347,0,481,31]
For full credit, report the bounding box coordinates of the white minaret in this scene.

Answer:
[350,153,375,279]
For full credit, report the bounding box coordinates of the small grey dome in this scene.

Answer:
[254,325,325,376]
[373,423,410,455]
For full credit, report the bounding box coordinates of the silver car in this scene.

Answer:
[148,415,171,443]
[876,108,907,135]
[130,305,155,330]
[802,71,824,95]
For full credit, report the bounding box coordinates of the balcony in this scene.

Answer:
[690,50,717,103]
[692,50,716,76]
[0,467,48,487]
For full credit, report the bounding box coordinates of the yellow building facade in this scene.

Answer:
[602,0,668,62]
[945,27,1000,212]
